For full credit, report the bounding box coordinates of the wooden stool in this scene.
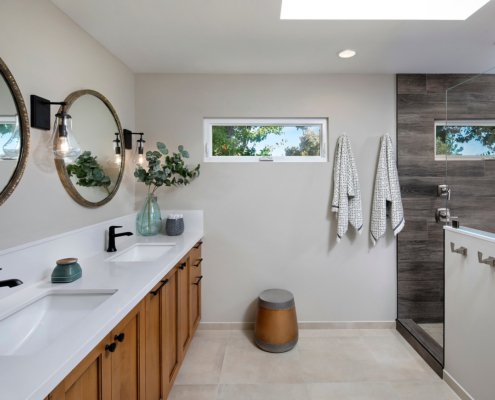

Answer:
[254,289,298,353]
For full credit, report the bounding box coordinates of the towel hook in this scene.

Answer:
[450,242,467,256]
[478,251,495,267]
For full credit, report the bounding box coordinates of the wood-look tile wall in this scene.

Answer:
[397,74,495,323]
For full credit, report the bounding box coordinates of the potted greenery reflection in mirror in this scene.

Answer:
[134,142,200,236]
[66,151,111,194]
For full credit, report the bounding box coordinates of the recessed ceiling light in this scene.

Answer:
[338,49,356,59]
[280,0,490,21]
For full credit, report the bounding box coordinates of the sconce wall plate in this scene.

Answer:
[123,128,133,149]
[30,95,51,130]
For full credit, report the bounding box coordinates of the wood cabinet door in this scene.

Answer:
[110,301,146,400]
[189,241,203,335]
[145,281,164,400]
[163,268,180,396]
[177,257,191,359]
[48,337,111,400]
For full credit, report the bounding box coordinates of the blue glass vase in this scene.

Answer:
[136,193,162,236]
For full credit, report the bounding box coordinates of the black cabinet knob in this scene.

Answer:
[179,262,186,270]
[114,333,125,342]
[105,342,117,352]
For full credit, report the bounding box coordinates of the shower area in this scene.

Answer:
[396,70,495,375]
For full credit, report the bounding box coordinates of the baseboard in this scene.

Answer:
[298,321,395,329]
[443,370,474,400]
[198,322,255,330]
[198,321,395,330]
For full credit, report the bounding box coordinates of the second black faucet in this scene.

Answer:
[107,225,133,252]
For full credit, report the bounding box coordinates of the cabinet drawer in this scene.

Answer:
[190,241,202,265]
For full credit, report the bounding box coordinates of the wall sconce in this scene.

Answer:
[124,129,146,166]
[113,132,122,165]
[30,95,81,161]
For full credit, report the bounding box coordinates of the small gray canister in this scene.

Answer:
[165,214,184,236]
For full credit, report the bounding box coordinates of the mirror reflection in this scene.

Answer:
[55,90,124,207]
[0,76,20,183]
[0,57,29,207]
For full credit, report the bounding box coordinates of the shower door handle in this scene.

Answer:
[450,242,467,256]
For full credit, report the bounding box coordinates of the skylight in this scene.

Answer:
[280,0,490,21]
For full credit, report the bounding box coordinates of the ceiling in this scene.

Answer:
[50,0,495,74]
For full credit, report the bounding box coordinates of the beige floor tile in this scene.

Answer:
[195,329,232,339]
[218,384,311,400]
[168,384,219,400]
[299,329,362,338]
[307,382,397,400]
[174,333,228,384]
[391,381,460,400]
[359,329,399,338]
[298,335,438,383]
[173,329,459,400]
[220,335,304,384]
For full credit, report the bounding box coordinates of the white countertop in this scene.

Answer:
[444,225,495,244]
[0,213,203,400]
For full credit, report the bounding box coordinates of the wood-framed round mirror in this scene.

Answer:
[55,89,125,208]
[0,57,30,206]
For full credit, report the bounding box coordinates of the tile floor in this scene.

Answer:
[169,329,460,400]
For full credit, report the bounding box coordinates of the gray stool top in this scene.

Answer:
[259,289,294,310]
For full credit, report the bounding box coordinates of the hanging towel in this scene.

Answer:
[331,134,363,241]
[370,134,405,245]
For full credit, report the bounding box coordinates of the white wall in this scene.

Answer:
[0,0,135,249]
[136,74,397,323]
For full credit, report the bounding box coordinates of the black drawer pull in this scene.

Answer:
[193,275,203,285]
[193,258,203,267]
[105,342,117,353]
[193,241,203,249]
[179,262,186,270]
[151,279,169,296]
[114,333,125,342]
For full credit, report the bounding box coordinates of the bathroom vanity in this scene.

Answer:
[0,211,203,400]
[444,226,495,400]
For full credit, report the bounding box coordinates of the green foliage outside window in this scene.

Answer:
[285,129,320,156]
[212,125,321,157]
[212,126,283,156]
[436,125,495,156]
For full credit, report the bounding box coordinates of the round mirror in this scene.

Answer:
[0,57,30,206]
[55,90,125,207]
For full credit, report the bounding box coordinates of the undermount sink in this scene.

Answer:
[0,289,116,356]
[106,243,175,263]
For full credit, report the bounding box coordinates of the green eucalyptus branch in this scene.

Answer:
[134,142,200,193]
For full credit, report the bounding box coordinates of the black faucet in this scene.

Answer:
[0,279,23,288]
[107,225,133,252]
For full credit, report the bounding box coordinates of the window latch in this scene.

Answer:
[259,156,273,162]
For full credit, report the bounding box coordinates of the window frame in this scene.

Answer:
[434,119,495,161]
[203,118,328,163]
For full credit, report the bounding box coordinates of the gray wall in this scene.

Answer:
[397,74,495,323]
[136,74,398,323]
[0,0,135,250]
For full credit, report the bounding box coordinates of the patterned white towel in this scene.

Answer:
[331,135,363,241]
[370,134,405,245]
